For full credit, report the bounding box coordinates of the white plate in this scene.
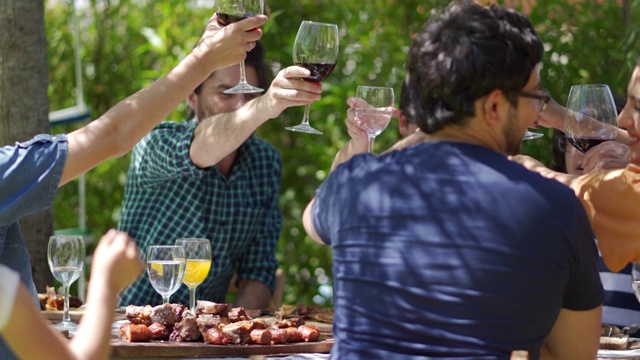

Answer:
[599,339,640,358]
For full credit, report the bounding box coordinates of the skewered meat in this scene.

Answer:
[202,326,231,345]
[250,328,272,345]
[170,303,186,323]
[43,286,82,311]
[150,303,175,326]
[126,305,154,326]
[298,325,320,342]
[119,322,153,342]
[284,327,304,343]
[227,307,251,322]
[169,310,201,342]
[196,300,228,316]
[270,318,304,329]
[148,322,170,340]
[269,327,288,344]
[220,320,257,345]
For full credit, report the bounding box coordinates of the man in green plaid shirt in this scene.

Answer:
[117,42,324,309]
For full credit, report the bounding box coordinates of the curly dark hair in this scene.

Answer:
[406,1,543,133]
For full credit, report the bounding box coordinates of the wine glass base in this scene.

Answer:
[223,83,264,94]
[52,320,79,335]
[285,124,323,135]
[522,130,544,141]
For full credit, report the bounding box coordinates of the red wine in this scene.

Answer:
[566,137,613,153]
[295,62,336,82]
[217,12,255,26]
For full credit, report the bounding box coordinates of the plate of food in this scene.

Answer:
[110,301,334,358]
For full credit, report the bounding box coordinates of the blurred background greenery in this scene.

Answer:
[46,0,640,306]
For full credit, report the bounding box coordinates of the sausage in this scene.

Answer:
[119,322,153,342]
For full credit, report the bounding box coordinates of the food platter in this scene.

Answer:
[111,335,334,358]
[598,338,640,359]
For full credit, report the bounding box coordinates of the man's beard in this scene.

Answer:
[504,107,524,156]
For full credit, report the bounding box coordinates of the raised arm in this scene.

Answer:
[189,66,322,168]
[61,14,267,186]
[3,230,143,360]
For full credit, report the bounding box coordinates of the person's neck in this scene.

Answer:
[426,125,503,154]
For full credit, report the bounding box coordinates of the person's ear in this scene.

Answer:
[482,89,507,126]
[186,92,198,111]
[399,112,410,137]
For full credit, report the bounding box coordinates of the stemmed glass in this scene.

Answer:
[354,86,394,153]
[564,84,618,153]
[522,130,544,140]
[214,0,264,94]
[285,20,339,135]
[146,245,186,304]
[175,238,212,313]
[47,235,85,333]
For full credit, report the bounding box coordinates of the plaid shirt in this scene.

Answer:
[117,120,282,306]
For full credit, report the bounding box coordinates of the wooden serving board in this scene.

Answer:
[110,335,334,358]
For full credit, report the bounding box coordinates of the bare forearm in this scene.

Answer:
[331,140,368,172]
[69,283,120,360]
[233,279,272,309]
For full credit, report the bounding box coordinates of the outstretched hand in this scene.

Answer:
[254,66,323,120]
[90,229,144,294]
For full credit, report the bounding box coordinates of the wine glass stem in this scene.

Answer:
[301,104,311,126]
[189,287,197,313]
[368,136,375,153]
[238,61,249,85]
[162,296,170,304]
[62,284,71,323]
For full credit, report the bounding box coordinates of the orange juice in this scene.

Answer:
[183,259,211,287]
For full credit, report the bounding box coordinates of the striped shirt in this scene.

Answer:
[598,258,640,328]
[117,120,282,307]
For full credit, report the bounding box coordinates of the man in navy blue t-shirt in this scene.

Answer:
[302,2,604,359]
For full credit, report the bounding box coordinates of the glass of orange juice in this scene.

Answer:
[175,238,212,313]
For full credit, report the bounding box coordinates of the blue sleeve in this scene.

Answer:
[0,134,67,225]
[312,154,375,246]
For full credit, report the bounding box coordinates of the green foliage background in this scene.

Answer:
[47,0,640,306]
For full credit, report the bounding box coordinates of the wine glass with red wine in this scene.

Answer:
[215,0,264,94]
[285,21,339,135]
[564,84,618,153]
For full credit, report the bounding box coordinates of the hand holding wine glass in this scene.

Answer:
[214,0,264,94]
[285,20,339,135]
[354,86,394,153]
[47,235,85,333]
[146,245,186,304]
[564,84,618,153]
[175,238,212,313]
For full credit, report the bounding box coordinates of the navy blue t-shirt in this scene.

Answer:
[312,141,603,359]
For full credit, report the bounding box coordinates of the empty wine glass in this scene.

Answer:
[354,86,394,153]
[564,84,618,153]
[175,238,212,313]
[285,20,339,135]
[146,245,186,304]
[215,0,264,94]
[47,235,85,333]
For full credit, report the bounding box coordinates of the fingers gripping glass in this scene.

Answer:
[215,0,264,94]
[515,88,551,140]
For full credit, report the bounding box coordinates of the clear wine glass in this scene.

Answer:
[522,130,544,140]
[215,0,264,94]
[564,84,618,153]
[285,20,339,135]
[146,245,186,304]
[354,86,394,153]
[47,235,85,333]
[175,238,212,313]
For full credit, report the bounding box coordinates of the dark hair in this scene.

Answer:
[188,41,272,119]
[406,1,543,133]
[399,75,416,125]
